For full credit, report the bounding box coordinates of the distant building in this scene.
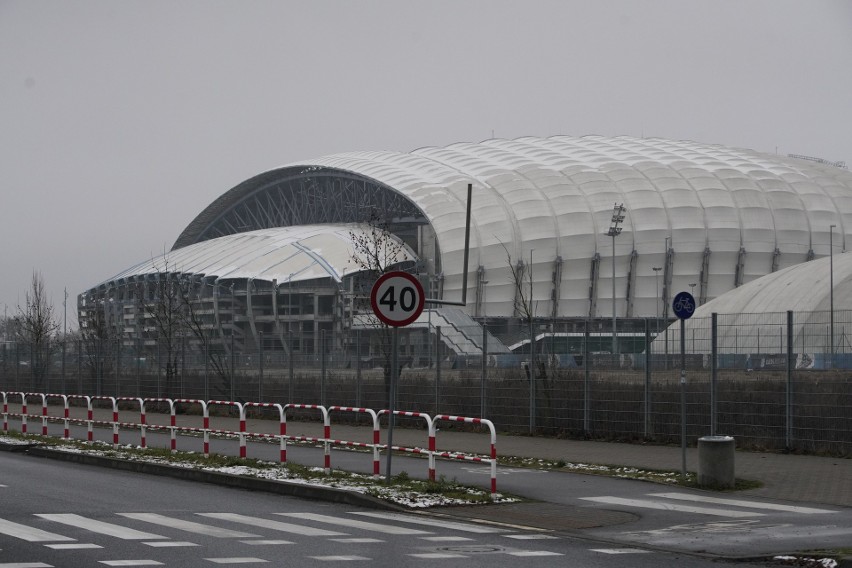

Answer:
[80,135,852,357]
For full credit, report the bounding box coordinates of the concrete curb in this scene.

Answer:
[4,442,402,512]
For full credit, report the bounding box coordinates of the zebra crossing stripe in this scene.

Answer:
[204,559,268,565]
[0,563,53,567]
[197,513,346,537]
[277,513,430,535]
[35,515,167,540]
[591,548,651,555]
[97,562,164,567]
[117,513,260,537]
[579,496,764,518]
[0,518,75,542]
[351,512,505,533]
[649,492,839,514]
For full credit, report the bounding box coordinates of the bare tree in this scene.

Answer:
[15,271,59,389]
[175,280,232,397]
[501,243,558,429]
[135,255,232,398]
[348,221,411,406]
[79,299,117,390]
[135,258,187,396]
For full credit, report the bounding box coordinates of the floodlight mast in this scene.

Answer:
[425,183,472,307]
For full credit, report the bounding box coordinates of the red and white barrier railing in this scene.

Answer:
[284,404,331,473]
[432,414,498,495]
[1,391,499,495]
[245,402,285,462]
[378,410,437,481]
[329,406,380,478]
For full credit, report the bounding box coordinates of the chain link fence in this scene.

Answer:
[2,309,850,456]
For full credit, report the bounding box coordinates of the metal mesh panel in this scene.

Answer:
[2,310,850,455]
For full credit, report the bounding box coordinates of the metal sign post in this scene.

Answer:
[672,291,696,476]
[370,271,425,483]
[369,183,474,483]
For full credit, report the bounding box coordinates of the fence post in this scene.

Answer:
[435,326,441,416]
[786,310,794,449]
[355,329,362,408]
[481,323,487,418]
[116,338,121,398]
[711,312,718,436]
[583,319,590,435]
[288,330,294,403]
[77,339,82,395]
[259,330,264,402]
[320,330,326,407]
[230,332,235,402]
[644,318,651,438]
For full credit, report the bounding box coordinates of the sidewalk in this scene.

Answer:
[5,402,851,507]
[333,423,852,508]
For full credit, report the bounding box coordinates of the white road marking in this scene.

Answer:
[204,560,268,565]
[591,548,651,554]
[36,514,167,540]
[419,536,473,542]
[460,466,546,475]
[502,534,559,540]
[328,538,384,543]
[277,513,429,535]
[506,551,564,557]
[45,543,102,550]
[98,562,164,567]
[0,518,75,542]
[240,540,294,545]
[0,564,53,567]
[118,513,259,537]
[144,541,198,547]
[351,511,505,533]
[409,553,468,559]
[649,492,839,514]
[198,513,346,537]
[580,496,764,518]
[308,557,370,562]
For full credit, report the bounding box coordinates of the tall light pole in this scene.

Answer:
[652,267,662,335]
[830,224,836,365]
[607,203,626,355]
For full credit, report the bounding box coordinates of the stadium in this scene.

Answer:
[79,135,852,361]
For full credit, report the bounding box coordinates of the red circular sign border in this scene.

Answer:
[370,271,426,327]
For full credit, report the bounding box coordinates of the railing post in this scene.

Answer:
[139,399,147,448]
[21,392,27,434]
[39,393,48,436]
[2,391,8,432]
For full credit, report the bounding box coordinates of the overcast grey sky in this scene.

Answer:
[1,0,850,328]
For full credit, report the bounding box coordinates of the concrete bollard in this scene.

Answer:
[698,435,736,489]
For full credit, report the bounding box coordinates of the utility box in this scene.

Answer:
[698,435,736,489]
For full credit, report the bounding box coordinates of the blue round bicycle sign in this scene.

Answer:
[672,291,696,320]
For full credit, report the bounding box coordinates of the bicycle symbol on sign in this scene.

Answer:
[674,296,694,314]
[672,291,696,320]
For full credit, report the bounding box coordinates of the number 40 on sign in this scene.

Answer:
[370,271,426,327]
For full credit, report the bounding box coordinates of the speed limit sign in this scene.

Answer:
[370,271,425,327]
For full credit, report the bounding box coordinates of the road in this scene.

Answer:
[10,415,852,558]
[0,452,739,568]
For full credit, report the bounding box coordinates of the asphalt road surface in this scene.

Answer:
[38,418,852,558]
[0,452,750,568]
